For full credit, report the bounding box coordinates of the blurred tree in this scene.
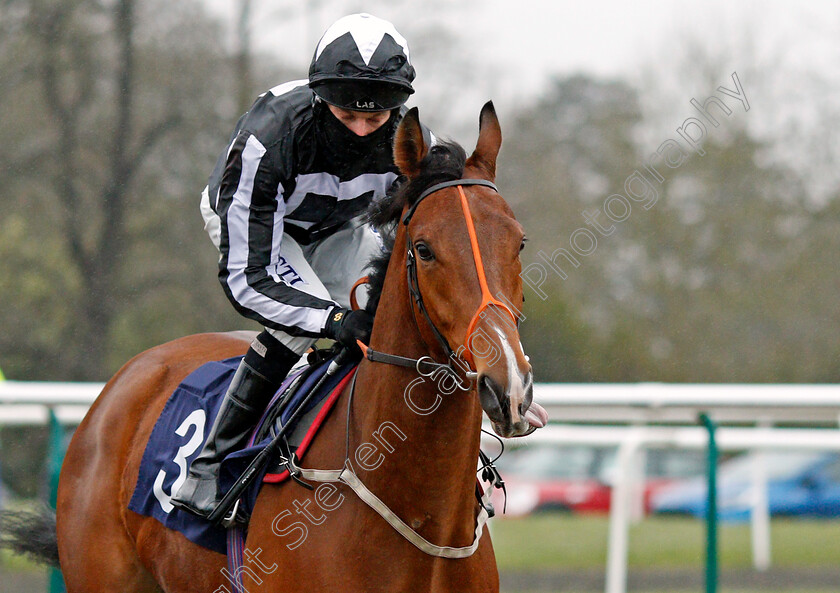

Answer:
[620,131,810,381]
[615,28,840,382]
[500,66,840,383]
[235,0,254,114]
[0,0,293,380]
[502,74,655,381]
[621,37,840,382]
[769,194,840,382]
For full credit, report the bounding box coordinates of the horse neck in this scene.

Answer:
[350,226,485,544]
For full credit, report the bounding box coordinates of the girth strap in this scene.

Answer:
[294,461,492,558]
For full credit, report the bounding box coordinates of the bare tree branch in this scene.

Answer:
[236,0,253,113]
[29,5,90,274]
[96,0,135,286]
[130,113,184,168]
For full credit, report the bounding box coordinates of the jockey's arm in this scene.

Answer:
[213,130,340,339]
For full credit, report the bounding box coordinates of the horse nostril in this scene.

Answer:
[479,374,500,397]
[519,371,534,415]
[477,374,505,421]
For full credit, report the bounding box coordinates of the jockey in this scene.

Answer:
[172,13,426,518]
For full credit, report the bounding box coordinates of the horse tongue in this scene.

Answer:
[524,401,549,428]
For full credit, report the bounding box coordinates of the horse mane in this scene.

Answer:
[364,141,467,315]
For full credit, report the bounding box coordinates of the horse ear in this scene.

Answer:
[394,107,429,178]
[465,101,502,181]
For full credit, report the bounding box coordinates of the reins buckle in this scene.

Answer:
[284,454,314,491]
[415,356,473,393]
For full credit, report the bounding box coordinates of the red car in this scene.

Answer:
[491,445,706,517]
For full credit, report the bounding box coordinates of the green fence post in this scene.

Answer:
[699,413,718,593]
[47,409,66,593]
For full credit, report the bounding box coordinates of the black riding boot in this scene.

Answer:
[171,332,299,518]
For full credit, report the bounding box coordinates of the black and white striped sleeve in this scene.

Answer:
[215,131,338,337]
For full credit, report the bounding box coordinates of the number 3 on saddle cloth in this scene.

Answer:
[128,353,357,554]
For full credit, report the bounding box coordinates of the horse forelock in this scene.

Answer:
[364,140,466,315]
[368,141,466,230]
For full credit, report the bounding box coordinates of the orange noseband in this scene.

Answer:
[358,178,521,385]
[402,179,518,371]
[456,185,518,368]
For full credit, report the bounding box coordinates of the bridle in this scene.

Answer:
[295,179,515,558]
[358,178,520,386]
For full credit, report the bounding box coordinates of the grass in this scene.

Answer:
[4,510,839,593]
[491,512,840,571]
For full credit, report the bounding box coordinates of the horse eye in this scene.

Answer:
[415,242,435,261]
[519,237,528,253]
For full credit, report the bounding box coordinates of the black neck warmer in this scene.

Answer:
[314,100,399,172]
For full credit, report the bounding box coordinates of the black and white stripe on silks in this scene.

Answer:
[207,78,428,337]
[284,172,398,230]
[219,133,337,338]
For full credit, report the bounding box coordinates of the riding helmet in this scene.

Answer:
[309,13,415,112]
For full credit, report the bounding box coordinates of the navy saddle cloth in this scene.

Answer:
[128,354,355,553]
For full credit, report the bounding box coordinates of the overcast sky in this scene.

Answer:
[202,0,840,198]
[204,0,839,98]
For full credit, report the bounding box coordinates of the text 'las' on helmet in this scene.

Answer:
[309,13,416,112]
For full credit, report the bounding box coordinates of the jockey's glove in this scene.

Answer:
[324,307,374,352]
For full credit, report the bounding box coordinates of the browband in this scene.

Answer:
[402,178,498,225]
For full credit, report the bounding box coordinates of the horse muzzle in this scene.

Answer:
[477,369,535,438]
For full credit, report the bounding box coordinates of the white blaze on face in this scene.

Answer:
[493,326,530,424]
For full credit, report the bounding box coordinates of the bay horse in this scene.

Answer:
[14,102,537,592]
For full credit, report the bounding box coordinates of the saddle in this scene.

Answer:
[128,347,356,553]
[129,346,504,555]
[218,347,358,507]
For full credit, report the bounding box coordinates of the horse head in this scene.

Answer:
[391,102,534,438]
